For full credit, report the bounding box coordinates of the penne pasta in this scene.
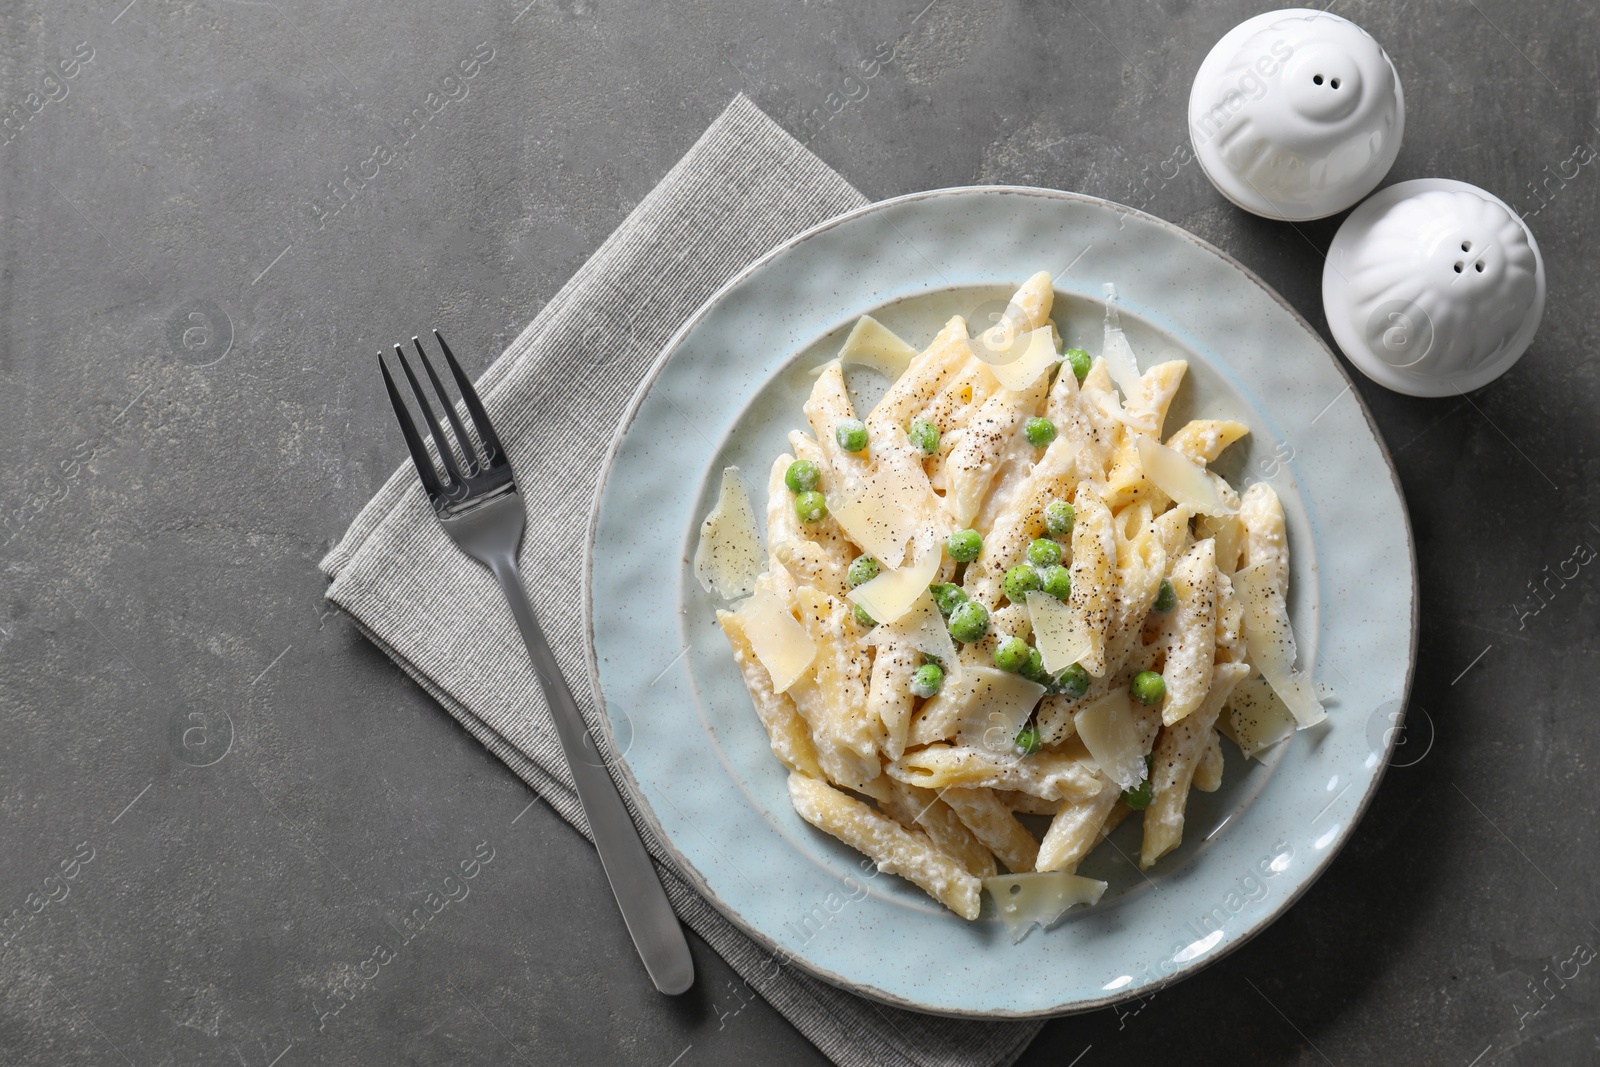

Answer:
[1240,481,1289,599]
[887,743,1104,802]
[717,610,824,778]
[1140,661,1251,868]
[881,780,998,879]
[788,773,982,919]
[941,786,1040,874]
[943,377,1049,527]
[1158,539,1219,726]
[789,586,882,790]
[868,634,920,761]
[703,271,1322,922]
[1067,487,1117,676]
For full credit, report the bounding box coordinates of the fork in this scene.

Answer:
[380,332,694,995]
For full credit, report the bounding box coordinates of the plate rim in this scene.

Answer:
[582,184,1419,1018]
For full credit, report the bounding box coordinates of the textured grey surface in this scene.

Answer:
[1,1,1596,1065]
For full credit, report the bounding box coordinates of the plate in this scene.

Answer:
[584,187,1416,1018]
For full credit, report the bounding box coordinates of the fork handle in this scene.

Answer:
[487,554,695,995]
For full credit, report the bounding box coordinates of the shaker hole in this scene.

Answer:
[1461,240,1472,252]
[1453,262,1464,273]
[1331,77,1341,89]
[1313,74,1324,85]
[1475,261,1485,272]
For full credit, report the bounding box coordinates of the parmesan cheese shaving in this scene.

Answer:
[828,466,930,567]
[1234,563,1326,728]
[948,666,1048,752]
[1220,675,1298,759]
[1101,288,1146,407]
[983,870,1108,942]
[848,546,942,625]
[1024,591,1091,674]
[835,315,919,380]
[733,587,815,694]
[693,466,763,600]
[977,327,1060,390]
[1136,435,1235,517]
[866,591,958,667]
[1073,688,1146,790]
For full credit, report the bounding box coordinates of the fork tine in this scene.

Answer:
[379,353,446,501]
[413,336,481,473]
[395,343,467,488]
[433,331,507,466]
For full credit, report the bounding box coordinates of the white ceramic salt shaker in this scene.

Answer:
[1322,178,1545,396]
[1189,9,1405,220]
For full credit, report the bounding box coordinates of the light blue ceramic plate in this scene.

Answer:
[585,187,1416,1018]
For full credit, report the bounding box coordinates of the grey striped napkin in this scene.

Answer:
[321,93,1042,1067]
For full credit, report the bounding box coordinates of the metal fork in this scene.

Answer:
[380,332,694,995]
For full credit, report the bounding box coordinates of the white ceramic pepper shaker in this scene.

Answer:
[1322,178,1545,396]
[1189,9,1405,220]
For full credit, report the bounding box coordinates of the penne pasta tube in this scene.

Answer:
[866,316,972,439]
[804,361,870,484]
[717,610,824,778]
[887,743,1104,802]
[1159,538,1219,726]
[1240,481,1289,599]
[942,376,1050,527]
[941,786,1039,874]
[867,633,919,761]
[1067,486,1117,676]
[881,780,998,879]
[1140,661,1251,868]
[1166,418,1250,465]
[788,773,981,919]
[788,586,882,790]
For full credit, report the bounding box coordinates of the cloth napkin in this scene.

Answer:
[321,94,1043,1067]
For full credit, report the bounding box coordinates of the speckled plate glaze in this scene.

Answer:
[584,187,1416,1018]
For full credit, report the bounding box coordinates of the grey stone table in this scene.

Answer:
[3,1,1596,1064]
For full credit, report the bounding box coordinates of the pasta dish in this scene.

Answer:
[694,272,1324,933]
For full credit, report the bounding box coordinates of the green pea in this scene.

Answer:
[1064,347,1092,384]
[1122,755,1155,809]
[1014,724,1042,757]
[1039,564,1072,600]
[947,528,982,563]
[784,459,821,494]
[1131,670,1166,706]
[835,418,868,453]
[929,583,968,619]
[908,419,940,455]
[1052,663,1090,698]
[1043,499,1075,537]
[993,636,1031,673]
[1002,564,1040,603]
[1026,538,1062,568]
[1020,645,1050,685]
[910,663,944,698]
[847,556,880,587]
[947,600,990,644]
[853,604,877,629]
[795,490,827,524]
[1153,578,1177,613]
[1025,417,1057,447]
